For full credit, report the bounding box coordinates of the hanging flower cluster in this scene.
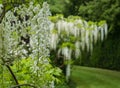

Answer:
[50,16,108,58]
[49,15,108,81]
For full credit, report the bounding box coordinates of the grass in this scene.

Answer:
[69,65,120,88]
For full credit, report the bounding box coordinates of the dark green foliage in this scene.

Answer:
[69,0,120,70]
[67,0,91,16]
[90,31,120,70]
[45,0,70,16]
[78,0,120,31]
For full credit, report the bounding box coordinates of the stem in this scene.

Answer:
[5,65,20,88]
[11,84,37,88]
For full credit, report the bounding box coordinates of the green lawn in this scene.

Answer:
[69,66,120,88]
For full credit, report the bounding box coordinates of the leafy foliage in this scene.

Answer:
[78,0,120,31]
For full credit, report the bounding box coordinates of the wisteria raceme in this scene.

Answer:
[75,41,81,58]
[0,11,22,61]
[61,47,72,60]
[50,33,58,49]
[30,2,51,72]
